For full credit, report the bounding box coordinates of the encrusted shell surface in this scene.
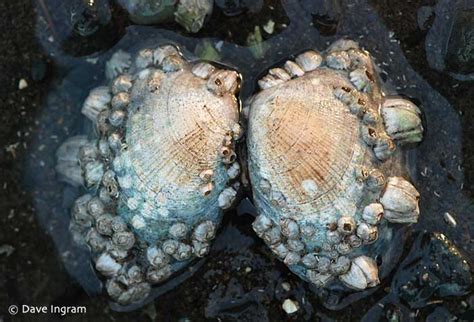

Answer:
[248,40,422,291]
[123,53,240,242]
[57,44,242,305]
[248,68,375,224]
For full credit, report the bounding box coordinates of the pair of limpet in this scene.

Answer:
[56,39,423,305]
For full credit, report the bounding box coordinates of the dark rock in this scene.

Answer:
[391,232,472,308]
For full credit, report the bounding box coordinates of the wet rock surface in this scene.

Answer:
[392,232,471,308]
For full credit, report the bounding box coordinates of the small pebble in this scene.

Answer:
[263,19,275,34]
[282,299,299,314]
[244,267,252,273]
[443,212,457,227]
[0,244,15,257]
[18,79,28,90]
[281,282,291,291]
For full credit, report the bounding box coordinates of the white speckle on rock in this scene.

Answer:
[131,215,146,229]
[18,79,28,90]
[282,299,299,314]
[302,179,318,197]
[443,212,457,227]
[127,197,139,210]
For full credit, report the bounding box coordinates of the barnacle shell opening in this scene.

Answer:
[56,43,242,305]
[248,39,422,291]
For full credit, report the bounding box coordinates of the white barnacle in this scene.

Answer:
[362,203,384,225]
[200,182,214,197]
[284,60,305,77]
[55,136,89,187]
[161,54,186,73]
[269,67,291,81]
[162,239,179,255]
[105,50,131,80]
[325,51,351,70]
[337,216,356,235]
[173,242,193,261]
[295,50,322,72]
[108,132,123,152]
[334,86,357,106]
[300,224,315,237]
[95,253,121,277]
[219,146,237,164]
[102,170,120,199]
[192,240,210,257]
[85,228,107,252]
[327,39,360,52]
[153,45,180,65]
[284,251,301,266]
[198,169,214,182]
[380,177,420,224]
[118,174,133,190]
[287,239,305,253]
[316,256,331,273]
[78,142,99,164]
[259,178,272,195]
[112,231,135,250]
[280,219,300,239]
[270,190,286,207]
[301,179,318,197]
[381,98,423,145]
[301,253,318,269]
[174,0,213,33]
[127,196,140,210]
[373,134,396,161]
[192,62,216,79]
[146,265,172,284]
[218,187,237,209]
[111,217,127,233]
[362,109,378,125]
[169,222,188,240]
[135,48,154,69]
[258,74,284,89]
[111,92,130,110]
[82,86,111,122]
[263,226,281,245]
[330,256,351,275]
[326,229,342,245]
[349,68,372,92]
[227,162,240,180]
[97,138,111,158]
[111,74,133,94]
[347,235,362,248]
[271,243,289,259]
[96,213,114,236]
[131,215,146,230]
[336,242,352,255]
[193,220,216,242]
[361,126,379,146]
[366,169,386,191]
[84,160,105,187]
[347,48,371,69]
[339,256,379,290]
[207,70,239,96]
[146,246,170,268]
[306,270,333,288]
[252,215,273,235]
[356,223,378,244]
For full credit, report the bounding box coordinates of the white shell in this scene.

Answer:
[380,177,420,223]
